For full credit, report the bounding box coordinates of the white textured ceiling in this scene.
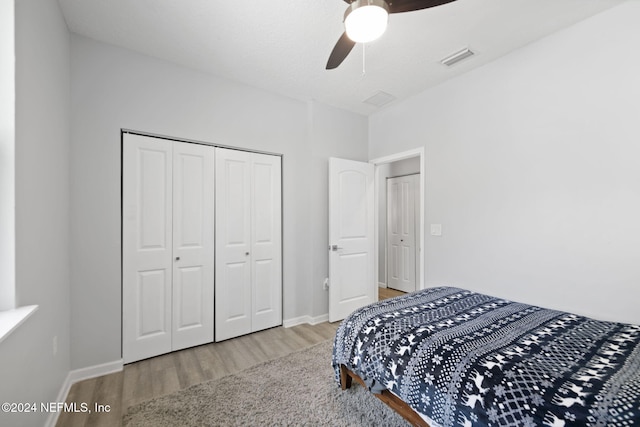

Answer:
[57,0,623,115]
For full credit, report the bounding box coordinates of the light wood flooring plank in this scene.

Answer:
[379,286,406,300]
[56,376,97,427]
[191,345,224,382]
[83,373,123,427]
[174,351,197,389]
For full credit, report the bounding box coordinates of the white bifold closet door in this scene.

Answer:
[123,134,214,363]
[215,147,282,341]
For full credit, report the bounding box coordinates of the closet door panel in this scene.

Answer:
[253,259,276,313]
[137,270,169,337]
[215,148,252,341]
[174,267,204,325]
[172,142,215,350]
[224,159,250,245]
[216,261,251,339]
[251,154,282,332]
[252,161,277,245]
[123,134,173,363]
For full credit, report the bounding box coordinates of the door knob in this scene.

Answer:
[175,256,180,261]
[245,252,250,256]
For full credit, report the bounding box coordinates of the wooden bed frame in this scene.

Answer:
[339,364,430,427]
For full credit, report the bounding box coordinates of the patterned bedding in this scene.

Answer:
[332,286,640,427]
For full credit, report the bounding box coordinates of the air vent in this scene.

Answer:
[440,47,475,67]
[363,91,396,107]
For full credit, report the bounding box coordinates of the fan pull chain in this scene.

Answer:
[362,43,366,75]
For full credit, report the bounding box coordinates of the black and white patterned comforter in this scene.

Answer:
[332,286,640,426]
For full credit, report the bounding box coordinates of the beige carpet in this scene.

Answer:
[123,340,409,426]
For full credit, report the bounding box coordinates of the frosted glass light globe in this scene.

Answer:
[344,0,389,43]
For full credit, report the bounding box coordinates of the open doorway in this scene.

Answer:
[371,148,424,299]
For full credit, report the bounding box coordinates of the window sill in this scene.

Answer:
[0,305,38,344]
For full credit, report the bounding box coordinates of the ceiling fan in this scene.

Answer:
[326,0,458,70]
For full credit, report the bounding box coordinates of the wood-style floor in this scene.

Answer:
[56,288,403,427]
[378,286,406,300]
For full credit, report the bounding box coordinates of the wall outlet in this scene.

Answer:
[323,278,329,290]
[53,335,58,357]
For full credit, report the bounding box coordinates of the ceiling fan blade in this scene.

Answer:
[326,32,356,70]
[388,0,457,14]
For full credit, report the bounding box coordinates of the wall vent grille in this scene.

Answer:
[441,48,475,67]
[363,91,396,107]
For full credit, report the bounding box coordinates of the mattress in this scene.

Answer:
[332,286,640,426]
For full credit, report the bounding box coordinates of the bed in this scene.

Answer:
[332,286,640,426]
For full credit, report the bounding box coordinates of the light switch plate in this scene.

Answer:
[430,224,442,236]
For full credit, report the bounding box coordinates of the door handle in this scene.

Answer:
[175,256,180,261]
[329,245,343,251]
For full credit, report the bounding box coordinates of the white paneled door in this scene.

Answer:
[387,174,418,293]
[215,147,281,341]
[171,142,215,351]
[328,158,375,323]
[123,134,214,363]
[250,154,283,332]
[214,148,251,340]
[123,135,173,363]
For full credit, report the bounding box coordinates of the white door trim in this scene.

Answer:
[370,148,425,293]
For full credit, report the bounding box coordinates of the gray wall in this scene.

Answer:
[69,36,368,369]
[0,0,71,426]
[370,2,640,325]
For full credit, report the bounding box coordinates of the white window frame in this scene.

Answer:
[0,0,38,342]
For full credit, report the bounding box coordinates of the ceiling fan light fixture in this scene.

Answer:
[344,0,390,44]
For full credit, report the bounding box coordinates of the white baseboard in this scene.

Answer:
[378,282,387,288]
[310,313,329,325]
[283,313,329,328]
[45,359,123,427]
[45,373,73,427]
[67,359,123,384]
